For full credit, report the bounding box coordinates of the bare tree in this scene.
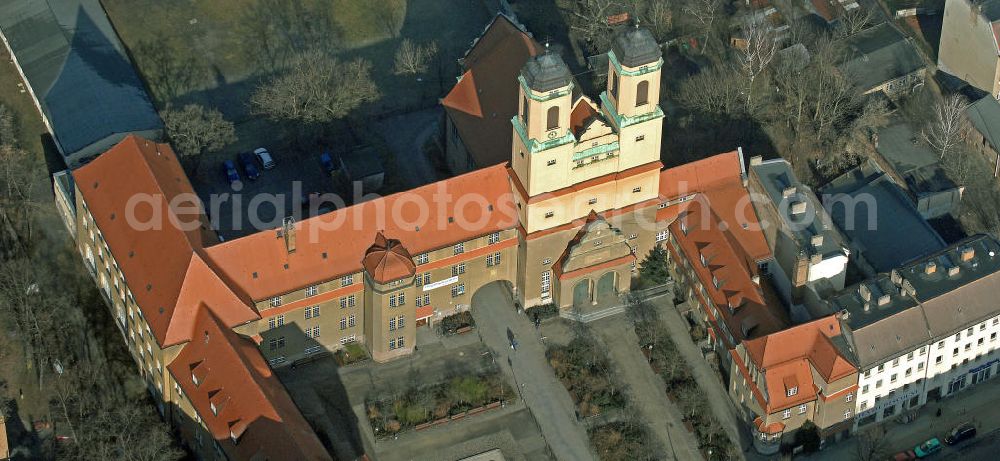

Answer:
[394,39,439,75]
[923,94,971,159]
[856,427,889,461]
[251,51,380,124]
[682,0,721,54]
[161,104,237,173]
[569,0,623,54]
[677,63,744,116]
[837,6,875,37]
[642,1,674,41]
[0,144,45,253]
[0,104,16,146]
[738,18,777,110]
[369,0,405,38]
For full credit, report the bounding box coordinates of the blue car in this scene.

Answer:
[238,152,260,180]
[320,151,336,173]
[223,160,240,186]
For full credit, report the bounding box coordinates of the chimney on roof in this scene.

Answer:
[948,265,961,277]
[782,186,796,198]
[902,279,916,297]
[750,155,763,166]
[810,253,823,265]
[838,309,851,321]
[961,247,975,262]
[751,274,760,285]
[877,294,891,306]
[811,234,824,248]
[791,201,807,215]
[859,283,871,302]
[282,217,296,254]
[925,261,937,274]
[863,302,871,312]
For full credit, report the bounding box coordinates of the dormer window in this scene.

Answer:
[192,373,200,386]
[786,386,798,397]
[210,401,218,416]
[230,429,239,445]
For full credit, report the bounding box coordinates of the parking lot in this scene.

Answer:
[190,146,343,240]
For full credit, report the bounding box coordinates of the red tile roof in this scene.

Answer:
[442,14,541,168]
[741,316,856,412]
[168,306,331,460]
[72,136,257,346]
[205,163,518,301]
[362,232,416,284]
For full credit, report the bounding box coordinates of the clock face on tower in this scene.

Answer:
[547,130,557,139]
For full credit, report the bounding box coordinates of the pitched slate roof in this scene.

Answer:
[442,14,541,168]
[0,0,162,157]
[966,95,1000,152]
[838,23,925,92]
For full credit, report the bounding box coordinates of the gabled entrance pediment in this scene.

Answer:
[556,211,634,275]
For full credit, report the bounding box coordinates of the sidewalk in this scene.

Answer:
[810,377,1000,460]
[591,317,705,461]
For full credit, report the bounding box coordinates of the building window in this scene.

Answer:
[547,159,557,166]
[488,232,500,244]
[545,211,554,218]
[846,393,853,402]
[798,404,807,414]
[269,337,285,351]
[304,306,320,319]
[782,409,791,419]
[890,374,897,383]
[451,284,466,298]
[398,336,405,348]
[349,314,356,327]
[305,345,322,355]
[416,253,429,264]
[610,72,619,99]
[389,294,398,308]
[340,295,356,308]
[269,296,282,307]
[389,338,397,350]
[454,243,464,255]
[308,326,321,338]
[487,252,502,267]
[541,270,551,297]
[632,186,642,193]
[305,285,318,297]
[936,356,943,364]
[389,318,397,331]
[655,230,668,242]
[786,386,797,397]
[588,198,598,205]
[340,317,347,330]
[862,385,868,394]
[636,80,649,106]
[268,315,285,330]
[918,362,924,371]
[415,294,430,307]
[844,410,853,420]
[398,315,406,329]
[452,263,466,276]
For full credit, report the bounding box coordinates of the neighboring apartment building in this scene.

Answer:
[0,0,162,168]
[939,0,1000,97]
[659,152,788,372]
[748,157,849,320]
[838,23,925,98]
[729,315,858,454]
[820,235,1000,428]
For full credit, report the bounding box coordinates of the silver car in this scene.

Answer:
[253,147,276,170]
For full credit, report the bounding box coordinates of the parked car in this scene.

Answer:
[892,450,916,461]
[320,151,335,173]
[944,423,976,445]
[914,438,941,458]
[238,152,260,180]
[222,160,240,186]
[253,147,276,170]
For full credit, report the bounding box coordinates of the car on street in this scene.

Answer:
[222,160,240,186]
[944,423,977,445]
[238,152,260,180]
[892,449,916,461]
[253,147,276,170]
[320,151,335,173]
[914,437,942,458]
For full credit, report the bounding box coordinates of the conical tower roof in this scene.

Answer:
[611,26,660,68]
[520,49,571,92]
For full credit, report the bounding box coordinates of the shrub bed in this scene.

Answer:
[546,333,626,417]
[334,342,369,366]
[589,421,656,461]
[365,369,510,438]
[439,311,475,335]
[526,303,559,321]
